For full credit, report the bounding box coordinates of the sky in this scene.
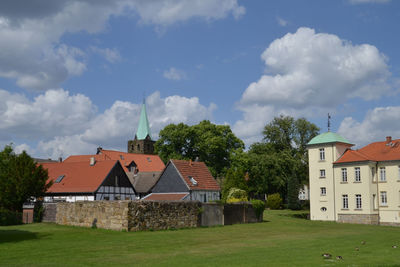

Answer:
[1,0,400,159]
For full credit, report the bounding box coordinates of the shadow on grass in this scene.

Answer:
[0,229,44,244]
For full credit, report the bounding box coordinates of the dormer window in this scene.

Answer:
[189,176,197,186]
[55,175,65,183]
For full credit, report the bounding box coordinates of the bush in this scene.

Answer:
[0,208,22,226]
[250,199,265,219]
[267,193,282,210]
[34,202,44,223]
[226,188,248,203]
[299,200,310,210]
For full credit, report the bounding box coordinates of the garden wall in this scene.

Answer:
[53,201,260,231]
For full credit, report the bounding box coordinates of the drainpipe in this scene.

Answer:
[375,162,380,225]
[332,144,337,222]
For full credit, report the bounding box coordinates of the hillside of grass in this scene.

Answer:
[1,210,399,266]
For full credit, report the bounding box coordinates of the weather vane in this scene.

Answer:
[328,113,331,132]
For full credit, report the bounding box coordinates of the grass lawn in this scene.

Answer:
[1,210,400,266]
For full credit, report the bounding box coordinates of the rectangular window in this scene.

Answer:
[341,168,347,182]
[319,148,325,161]
[380,191,387,206]
[320,187,326,196]
[355,167,361,182]
[380,167,386,181]
[320,169,326,178]
[356,194,362,209]
[342,194,348,209]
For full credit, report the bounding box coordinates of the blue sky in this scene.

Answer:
[1,0,399,158]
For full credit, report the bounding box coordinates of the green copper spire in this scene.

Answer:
[135,100,152,140]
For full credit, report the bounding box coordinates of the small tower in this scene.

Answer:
[128,101,155,154]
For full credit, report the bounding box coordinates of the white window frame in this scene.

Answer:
[319,148,325,161]
[320,169,326,178]
[355,167,361,182]
[320,187,326,196]
[355,194,362,209]
[341,168,347,182]
[380,191,387,206]
[342,194,348,209]
[380,167,386,181]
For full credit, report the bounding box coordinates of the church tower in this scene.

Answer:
[127,101,155,154]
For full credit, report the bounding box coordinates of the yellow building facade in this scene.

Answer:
[308,133,400,225]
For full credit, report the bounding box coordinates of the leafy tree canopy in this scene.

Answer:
[155,120,244,177]
[0,145,51,212]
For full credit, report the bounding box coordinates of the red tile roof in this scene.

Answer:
[41,160,119,193]
[171,159,220,191]
[142,193,189,201]
[64,149,165,173]
[335,138,400,164]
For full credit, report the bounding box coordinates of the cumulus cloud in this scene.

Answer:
[90,46,122,63]
[0,0,244,90]
[338,106,400,147]
[163,67,186,81]
[234,27,391,145]
[1,89,215,159]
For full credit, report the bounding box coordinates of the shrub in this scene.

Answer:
[250,199,265,220]
[267,193,282,210]
[226,188,248,203]
[0,208,22,226]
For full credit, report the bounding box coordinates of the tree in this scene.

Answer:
[0,145,51,212]
[155,120,244,177]
[222,168,248,201]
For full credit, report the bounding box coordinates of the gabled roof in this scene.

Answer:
[171,159,220,191]
[41,160,119,193]
[136,102,152,140]
[130,171,162,194]
[334,138,400,164]
[308,132,353,146]
[142,193,189,201]
[64,149,165,173]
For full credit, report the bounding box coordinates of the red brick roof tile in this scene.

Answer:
[171,159,220,191]
[142,193,189,201]
[41,160,119,193]
[335,138,400,164]
[64,149,165,173]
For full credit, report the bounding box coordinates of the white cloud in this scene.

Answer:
[90,46,121,63]
[277,16,288,27]
[0,0,244,90]
[234,27,391,146]
[349,0,390,4]
[1,89,215,159]
[338,106,400,147]
[163,67,186,81]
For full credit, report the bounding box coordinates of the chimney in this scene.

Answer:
[58,157,62,163]
[96,147,103,154]
[189,159,192,166]
[386,136,392,143]
[90,157,96,166]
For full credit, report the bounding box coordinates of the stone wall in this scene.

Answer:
[42,203,57,223]
[56,201,130,231]
[337,214,379,225]
[128,201,201,231]
[53,201,261,231]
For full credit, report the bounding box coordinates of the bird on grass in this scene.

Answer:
[361,241,366,245]
[322,253,332,259]
[392,245,397,249]
[355,247,359,251]
[336,256,343,260]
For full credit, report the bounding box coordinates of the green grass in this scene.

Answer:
[1,210,400,266]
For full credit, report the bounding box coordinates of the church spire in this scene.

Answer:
[135,100,151,140]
